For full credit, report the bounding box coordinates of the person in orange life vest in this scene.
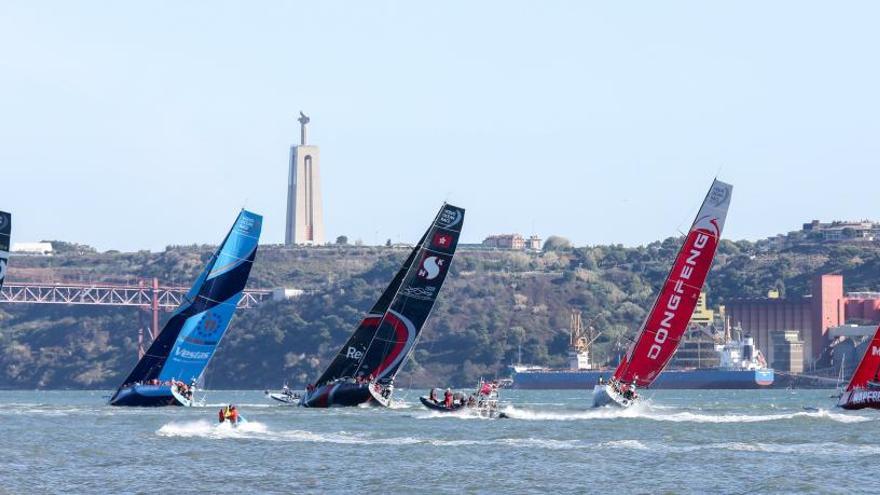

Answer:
[219,405,237,424]
[444,388,453,408]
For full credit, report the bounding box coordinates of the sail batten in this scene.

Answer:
[612,180,732,388]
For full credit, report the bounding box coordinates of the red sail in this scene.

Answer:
[845,325,880,391]
[613,180,732,388]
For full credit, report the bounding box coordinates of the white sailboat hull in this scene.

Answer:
[592,384,635,408]
[368,383,394,408]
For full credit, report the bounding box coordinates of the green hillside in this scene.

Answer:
[2,232,880,389]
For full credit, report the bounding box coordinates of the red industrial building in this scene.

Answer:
[726,274,880,366]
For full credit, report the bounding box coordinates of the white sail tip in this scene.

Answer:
[708,180,733,209]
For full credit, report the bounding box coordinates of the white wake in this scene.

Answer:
[498,404,871,424]
[157,419,268,438]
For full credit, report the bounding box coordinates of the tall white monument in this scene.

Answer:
[285,111,325,245]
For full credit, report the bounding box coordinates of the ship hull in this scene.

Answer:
[513,368,775,390]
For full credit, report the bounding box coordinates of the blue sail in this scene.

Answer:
[110,209,262,406]
[0,211,9,292]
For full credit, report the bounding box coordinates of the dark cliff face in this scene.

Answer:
[2,236,879,389]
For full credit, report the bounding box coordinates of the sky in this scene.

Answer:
[2,2,879,251]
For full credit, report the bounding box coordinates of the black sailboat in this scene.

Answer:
[0,211,9,292]
[301,203,465,407]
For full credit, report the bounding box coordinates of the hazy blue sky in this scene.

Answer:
[2,2,879,251]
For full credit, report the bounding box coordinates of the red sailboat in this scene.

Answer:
[837,326,880,410]
[593,179,733,408]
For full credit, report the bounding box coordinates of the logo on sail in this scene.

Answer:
[646,232,710,360]
[345,346,364,360]
[432,232,453,249]
[708,183,731,207]
[195,312,223,339]
[418,256,444,280]
[235,213,259,234]
[437,208,463,229]
[401,286,438,300]
[174,346,210,360]
[185,312,224,345]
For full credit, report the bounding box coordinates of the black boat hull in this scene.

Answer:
[419,396,466,412]
[109,385,188,407]
[301,382,376,408]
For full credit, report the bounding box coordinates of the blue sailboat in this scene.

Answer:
[109,210,262,407]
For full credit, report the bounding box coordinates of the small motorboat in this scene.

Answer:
[420,381,505,418]
[265,385,301,405]
[419,395,467,412]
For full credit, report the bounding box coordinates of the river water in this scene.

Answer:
[1,389,871,494]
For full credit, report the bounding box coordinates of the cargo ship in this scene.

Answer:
[511,313,775,390]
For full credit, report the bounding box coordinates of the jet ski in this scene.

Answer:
[218,405,246,426]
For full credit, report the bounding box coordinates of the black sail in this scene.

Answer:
[313,229,429,387]
[355,204,464,384]
[0,211,9,291]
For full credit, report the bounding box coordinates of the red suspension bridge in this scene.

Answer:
[0,279,282,358]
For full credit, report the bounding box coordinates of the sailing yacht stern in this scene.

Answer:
[592,382,636,408]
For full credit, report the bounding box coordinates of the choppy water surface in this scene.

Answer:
[1,389,872,494]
